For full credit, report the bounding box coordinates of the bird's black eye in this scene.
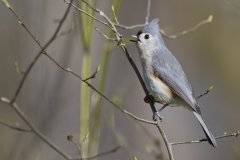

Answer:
[144,34,149,39]
[137,31,143,37]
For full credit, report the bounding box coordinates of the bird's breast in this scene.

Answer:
[142,64,174,104]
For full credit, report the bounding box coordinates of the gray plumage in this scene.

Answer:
[135,18,217,147]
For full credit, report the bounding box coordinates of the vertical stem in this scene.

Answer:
[80,51,91,154]
[88,0,122,155]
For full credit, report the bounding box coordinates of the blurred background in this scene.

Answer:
[0,0,240,160]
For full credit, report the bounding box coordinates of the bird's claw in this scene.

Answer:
[153,111,162,121]
[144,94,155,103]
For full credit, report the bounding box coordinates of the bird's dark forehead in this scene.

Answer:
[137,30,143,37]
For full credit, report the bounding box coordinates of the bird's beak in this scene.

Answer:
[130,35,140,43]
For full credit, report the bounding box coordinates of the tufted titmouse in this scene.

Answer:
[130,19,217,147]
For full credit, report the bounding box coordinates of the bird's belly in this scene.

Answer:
[143,72,173,104]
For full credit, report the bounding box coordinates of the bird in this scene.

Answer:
[130,18,217,147]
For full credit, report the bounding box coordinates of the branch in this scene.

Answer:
[95,27,117,41]
[82,66,100,81]
[0,97,71,159]
[145,0,151,24]
[67,134,121,160]
[67,135,83,159]
[1,0,73,104]
[171,130,240,146]
[161,14,213,39]
[1,0,74,159]
[197,85,214,99]
[0,120,32,132]
[44,53,156,125]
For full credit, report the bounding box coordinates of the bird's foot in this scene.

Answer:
[144,94,155,104]
[153,111,163,121]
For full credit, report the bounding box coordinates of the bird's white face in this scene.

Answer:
[137,32,158,55]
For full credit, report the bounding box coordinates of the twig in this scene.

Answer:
[115,23,146,30]
[111,5,119,24]
[171,130,240,146]
[0,97,71,159]
[67,135,82,159]
[82,66,100,81]
[155,121,174,160]
[64,0,114,33]
[95,27,117,41]
[161,14,213,39]
[197,85,214,99]
[44,53,156,125]
[0,120,32,132]
[1,0,73,104]
[1,0,74,159]
[145,0,151,24]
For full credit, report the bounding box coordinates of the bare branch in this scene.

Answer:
[82,66,100,81]
[111,5,119,24]
[0,120,32,132]
[0,97,72,159]
[2,0,73,104]
[44,53,156,125]
[197,85,214,99]
[161,15,213,39]
[171,130,240,146]
[1,1,74,159]
[67,135,82,159]
[115,23,146,30]
[145,0,151,24]
[95,27,117,41]
[64,0,114,32]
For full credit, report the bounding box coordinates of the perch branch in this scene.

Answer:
[171,130,240,146]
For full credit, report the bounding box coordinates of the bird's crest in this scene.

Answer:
[143,18,160,36]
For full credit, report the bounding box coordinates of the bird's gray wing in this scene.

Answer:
[152,47,199,112]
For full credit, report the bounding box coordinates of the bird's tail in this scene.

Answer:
[193,111,217,147]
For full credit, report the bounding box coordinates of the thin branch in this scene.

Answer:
[43,53,156,125]
[57,26,73,39]
[155,121,174,160]
[1,1,74,159]
[0,97,71,159]
[115,23,146,30]
[95,27,117,41]
[161,14,213,39]
[82,66,100,81]
[0,120,32,132]
[171,130,240,146]
[2,0,73,104]
[64,0,113,31]
[197,85,214,99]
[145,0,151,24]
[67,135,83,159]
[111,5,119,24]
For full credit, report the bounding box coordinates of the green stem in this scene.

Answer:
[80,51,91,154]
[88,0,122,155]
